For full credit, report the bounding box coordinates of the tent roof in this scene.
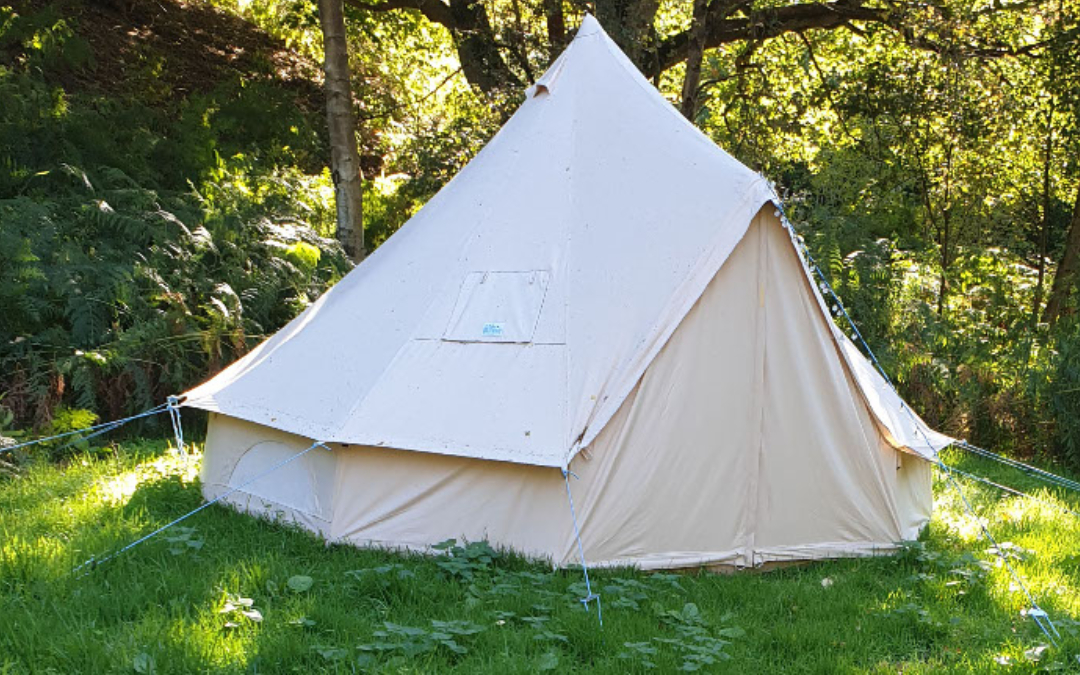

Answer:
[183,15,950,467]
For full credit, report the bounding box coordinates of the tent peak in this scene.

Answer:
[529,13,606,98]
[576,13,604,39]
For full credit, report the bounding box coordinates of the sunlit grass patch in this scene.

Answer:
[91,451,201,508]
[1,441,1079,673]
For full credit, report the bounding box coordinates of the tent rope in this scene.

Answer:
[0,403,170,455]
[562,468,602,626]
[770,197,1061,646]
[940,460,1080,518]
[780,211,898,389]
[936,461,1061,645]
[166,395,187,457]
[956,441,1080,494]
[74,440,329,577]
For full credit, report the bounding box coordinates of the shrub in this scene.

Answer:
[0,165,349,430]
[1050,320,1080,468]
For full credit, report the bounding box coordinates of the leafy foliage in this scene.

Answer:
[1050,321,1080,467]
[3,0,1080,473]
[0,162,349,430]
[431,538,504,580]
[0,1,349,437]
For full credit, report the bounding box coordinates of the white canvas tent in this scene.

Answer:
[181,15,953,570]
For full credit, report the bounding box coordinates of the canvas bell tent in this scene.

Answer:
[180,15,953,571]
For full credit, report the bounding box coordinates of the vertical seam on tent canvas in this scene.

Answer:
[326,441,351,542]
[748,212,769,568]
[562,61,578,460]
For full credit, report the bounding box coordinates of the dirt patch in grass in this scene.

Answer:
[7,0,323,107]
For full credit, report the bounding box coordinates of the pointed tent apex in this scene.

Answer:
[576,13,603,37]
[530,14,606,97]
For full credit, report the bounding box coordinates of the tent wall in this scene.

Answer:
[202,413,575,559]
[751,208,920,560]
[328,446,569,557]
[201,414,337,536]
[895,453,933,539]
[199,209,931,569]
[566,209,930,569]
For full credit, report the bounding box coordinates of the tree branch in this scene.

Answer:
[344,0,454,28]
[345,0,519,95]
[652,0,885,76]
[650,0,1076,78]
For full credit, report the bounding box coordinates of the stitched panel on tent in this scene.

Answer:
[443,271,550,343]
[227,441,336,520]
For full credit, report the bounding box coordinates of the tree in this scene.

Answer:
[343,0,1067,112]
[543,0,567,59]
[1042,13,1080,326]
[345,0,520,98]
[1044,188,1080,325]
[679,0,711,120]
[318,0,366,262]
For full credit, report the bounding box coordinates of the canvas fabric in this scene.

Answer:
[184,17,946,470]
[199,210,934,569]
[182,16,774,468]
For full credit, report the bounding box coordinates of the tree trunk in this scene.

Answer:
[1033,101,1055,325]
[544,0,566,60]
[596,0,661,69]
[935,144,954,316]
[937,208,950,316]
[508,0,535,82]
[318,0,365,262]
[448,0,520,96]
[1043,184,1080,326]
[344,0,519,96]
[679,0,710,120]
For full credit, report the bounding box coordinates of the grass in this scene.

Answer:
[1,441,1080,673]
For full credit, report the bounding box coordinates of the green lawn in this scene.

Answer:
[1,441,1079,674]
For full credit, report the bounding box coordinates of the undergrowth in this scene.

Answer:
[0,1,350,433]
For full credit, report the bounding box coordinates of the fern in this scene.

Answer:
[0,154,349,432]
